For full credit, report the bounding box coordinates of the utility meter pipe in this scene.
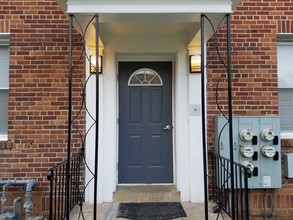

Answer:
[0,179,37,218]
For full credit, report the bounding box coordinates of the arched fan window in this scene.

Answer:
[128,68,163,86]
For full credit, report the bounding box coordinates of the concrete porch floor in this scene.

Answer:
[70,202,228,220]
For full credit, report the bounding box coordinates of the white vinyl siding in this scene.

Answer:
[278,89,293,132]
[277,41,293,135]
[0,34,10,140]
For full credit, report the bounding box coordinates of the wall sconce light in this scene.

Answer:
[90,55,102,74]
[189,55,201,73]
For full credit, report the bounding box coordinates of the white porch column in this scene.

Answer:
[189,73,205,202]
[174,48,191,201]
[85,53,104,203]
[100,47,117,202]
[175,47,205,202]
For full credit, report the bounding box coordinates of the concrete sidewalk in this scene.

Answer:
[70,202,227,220]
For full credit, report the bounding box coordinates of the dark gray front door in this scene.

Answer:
[118,61,173,183]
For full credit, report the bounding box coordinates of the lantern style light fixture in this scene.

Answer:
[90,55,102,74]
[189,54,201,73]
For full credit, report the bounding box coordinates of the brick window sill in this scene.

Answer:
[0,137,12,149]
[0,135,8,141]
[281,133,293,140]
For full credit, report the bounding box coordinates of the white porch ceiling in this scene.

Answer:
[98,13,200,43]
[55,0,242,52]
[66,0,236,14]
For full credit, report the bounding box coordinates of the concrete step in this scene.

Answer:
[70,202,224,220]
[113,185,181,202]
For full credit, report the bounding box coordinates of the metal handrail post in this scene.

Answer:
[201,14,209,220]
[226,14,235,220]
[93,15,100,220]
[47,170,54,220]
[244,168,251,220]
[66,14,74,220]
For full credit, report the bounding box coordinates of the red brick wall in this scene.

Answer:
[207,0,293,219]
[1,0,293,219]
[0,0,85,218]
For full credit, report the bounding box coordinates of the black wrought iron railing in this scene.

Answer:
[47,151,84,220]
[208,151,251,220]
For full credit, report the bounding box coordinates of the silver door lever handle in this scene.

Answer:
[163,125,172,130]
